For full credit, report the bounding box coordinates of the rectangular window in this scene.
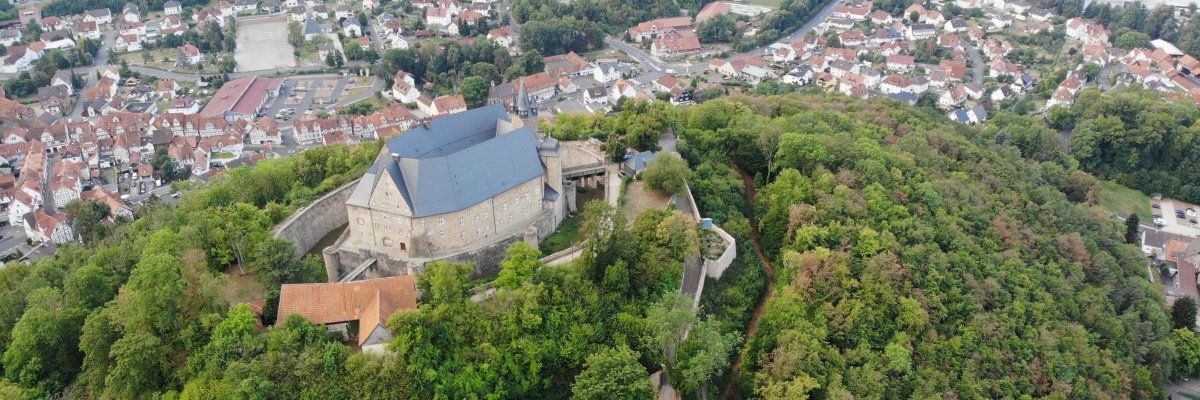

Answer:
[439,230,445,238]
[438,218,445,225]
[385,226,392,232]
[459,217,464,225]
[383,215,390,221]
[357,217,365,225]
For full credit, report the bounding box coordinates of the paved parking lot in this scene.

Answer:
[1153,198,1200,237]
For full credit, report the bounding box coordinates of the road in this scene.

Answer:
[604,0,842,81]
[68,30,117,118]
[962,39,984,85]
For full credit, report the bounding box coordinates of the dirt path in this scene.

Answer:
[719,168,777,400]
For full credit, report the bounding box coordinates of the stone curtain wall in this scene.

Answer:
[274,179,359,258]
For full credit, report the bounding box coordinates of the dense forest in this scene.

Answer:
[0,88,1196,398]
[676,94,1178,398]
[1056,88,1200,205]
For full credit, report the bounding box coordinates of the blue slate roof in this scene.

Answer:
[888,92,917,105]
[971,105,989,121]
[303,17,322,35]
[951,108,971,123]
[626,151,657,172]
[350,105,547,217]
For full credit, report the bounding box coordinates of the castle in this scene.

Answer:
[323,104,566,279]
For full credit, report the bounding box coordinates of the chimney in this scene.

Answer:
[421,118,430,129]
[391,152,400,162]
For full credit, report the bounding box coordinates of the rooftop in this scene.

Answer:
[348,104,548,217]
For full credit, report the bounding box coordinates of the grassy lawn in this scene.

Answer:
[344,76,378,99]
[1097,180,1152,222]
[211,151,236,159]
[538,213,584,255]
[582,48,634,62]
[743,0,783,9]
[122,48,232,74]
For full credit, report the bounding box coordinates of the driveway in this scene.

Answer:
[962,39,984,85]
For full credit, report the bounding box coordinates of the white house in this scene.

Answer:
[84,9,113,25]
[593,60,620,84]
[1,46,40,73]
[164,1,183,15]
[342,19,362,36]
[167,97,201,114]
[390,71,421,103]
[179,44,204,65]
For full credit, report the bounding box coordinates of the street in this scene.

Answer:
[603,0,843,82]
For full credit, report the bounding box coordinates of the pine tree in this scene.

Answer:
[1124,213,1140,244]
[1174,297,1197,330]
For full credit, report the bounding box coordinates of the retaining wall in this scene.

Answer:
[274,179,358,258]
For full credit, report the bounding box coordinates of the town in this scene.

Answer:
[3,0,1200,397]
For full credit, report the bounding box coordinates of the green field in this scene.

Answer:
[538,214,583,255]
[743,0,783,9]
[1097,180,1152,222]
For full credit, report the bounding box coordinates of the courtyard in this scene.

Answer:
[235,16,296,72]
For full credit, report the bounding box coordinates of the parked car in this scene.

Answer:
[1188,208,1198,218]
[1177,210,1187,218]
[1153,203,1161,209]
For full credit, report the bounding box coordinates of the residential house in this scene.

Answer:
[831,0,871,21]
[886,54,914,72]
[37,85,70,114]
[2,46,40,73]
[487,26,514,50]
[544,52,594,78]
[626,17,692,43]
[1065,18,1109,45]
[557,78,578,94]
[76,21,102,39]
[167,97,201,114]
[81,189,134,219]
[938,85,968,108]
[782,65,815,86]
[122,2,141,22]
[712,54,767,78]
[180,44,204,65]
[416,94,467,116]
[943,18,968,33]
[838,30,866,47]
[235,0,259,13]
[651,29,701,59]
[583,86,608,104]
[84,9,113,25]
[0,29,21,47]
[342,19,362,36]
[164,1,183,15]
[390,71,421,103]
[28,211,73,244]
[511,72,557,102]
[907,23,936,40]
[276,276,418,354]
[593,60,620,83]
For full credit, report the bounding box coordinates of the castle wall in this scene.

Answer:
[273,179,358,258]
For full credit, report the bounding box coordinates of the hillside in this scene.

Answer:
[678,94,1173,398]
